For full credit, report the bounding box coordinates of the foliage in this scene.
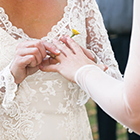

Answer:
[86,99,128,140]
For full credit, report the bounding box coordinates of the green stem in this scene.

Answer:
[70,34,75,38]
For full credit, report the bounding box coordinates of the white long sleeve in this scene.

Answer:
[74,0,140,135]
[75,64,140,134]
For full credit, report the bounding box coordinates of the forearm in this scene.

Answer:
[75,65,140,134]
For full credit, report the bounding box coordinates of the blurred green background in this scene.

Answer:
[86,99,128,140]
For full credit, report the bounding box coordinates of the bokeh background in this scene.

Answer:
[86,99,128,140]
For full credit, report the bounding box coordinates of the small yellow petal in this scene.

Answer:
[72,29,79,35]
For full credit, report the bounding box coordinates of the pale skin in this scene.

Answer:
[0,0,67,84]
[40,36,107,82]
[40,0,140,134]
[0,0,101,84]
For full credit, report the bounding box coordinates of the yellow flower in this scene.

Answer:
[70,29,80,38]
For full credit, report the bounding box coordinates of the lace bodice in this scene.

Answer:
[0,0,122,139]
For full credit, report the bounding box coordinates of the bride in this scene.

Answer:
[0,0,121,139]
[40,0,140,135]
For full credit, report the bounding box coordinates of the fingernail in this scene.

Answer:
[55,49,61,54]
[104,65,108,71]
[101,65,108,71]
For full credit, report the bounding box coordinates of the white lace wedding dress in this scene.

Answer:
[0,0,122,139]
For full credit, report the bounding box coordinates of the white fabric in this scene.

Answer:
[0,0,122,139]
[1,64,17,109]
[74,0,140,134]
[74,64,135,132]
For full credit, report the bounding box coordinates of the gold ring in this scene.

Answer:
[50,54,57,59]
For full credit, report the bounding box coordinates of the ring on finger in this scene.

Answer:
[50,52,61,59]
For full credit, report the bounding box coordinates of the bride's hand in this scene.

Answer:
[40,36,107,82]
[59,35,97,63]
[10,40,60,84]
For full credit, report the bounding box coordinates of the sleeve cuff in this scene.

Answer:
[1,64,17,109]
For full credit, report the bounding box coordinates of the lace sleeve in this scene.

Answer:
[0,64,17,110]
[84,0,122,80]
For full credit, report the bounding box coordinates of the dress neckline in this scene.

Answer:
[0,0,71,41]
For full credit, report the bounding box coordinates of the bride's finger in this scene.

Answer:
[60,35,70,49]
[53,39,72,57]
[39,57,58,72]
[46,48,65,62]
[66,36,83,54]
[60,35,77,54]
[61,36,96,62]
[42,41,61,55]
[97,64,108,72]
[54,51,66,62]
[80,47,96,62]
[43,57,58,65]
[39,62,59,72]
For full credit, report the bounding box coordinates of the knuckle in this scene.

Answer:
[35,40,42,47]
[16,42,24,50]
[37,58,42,64]
[61,44,66,49]
[19,58,25,66]
[71,41,77,47]
[15,56,26,67]
[42,52,47,58]
[29,55,35,61]
[32,48,39,55]
[17,41,32,49]
[23,41,39,48]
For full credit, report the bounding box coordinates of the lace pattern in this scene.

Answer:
[1,65,17,109]
[0,81,44,140]
[0,0,123,139]
[0,28,20,110]
[84,0,122,80]
[0,7,29,40]
[56,82,93,140]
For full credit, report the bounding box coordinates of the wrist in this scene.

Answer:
[9,64,21,84]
